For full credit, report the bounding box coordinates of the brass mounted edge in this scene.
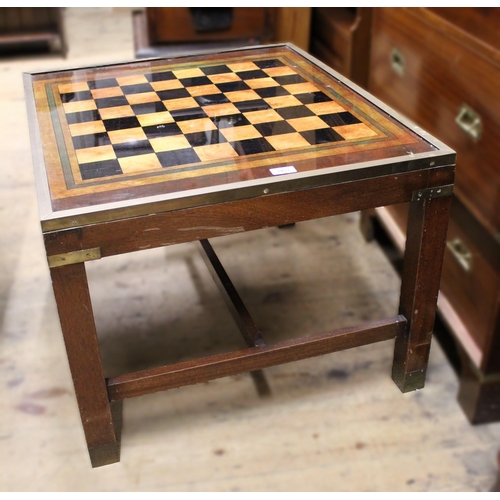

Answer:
[48,248,101,268]
[412,184,454,201]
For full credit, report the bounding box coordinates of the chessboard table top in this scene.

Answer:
[24,43,455,232]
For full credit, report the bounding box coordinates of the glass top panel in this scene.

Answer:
[25,44,440,225]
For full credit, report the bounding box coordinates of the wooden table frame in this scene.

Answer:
[24,44,455,467]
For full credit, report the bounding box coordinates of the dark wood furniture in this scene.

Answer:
[309,7,373,88]
[24,43,454,467]
[493,449,500,492]
[364,7,500,424]
[147,7,270,45]
[133,8,311,58]
[0,7,66,56]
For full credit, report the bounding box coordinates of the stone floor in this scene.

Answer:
[1,7,499,492]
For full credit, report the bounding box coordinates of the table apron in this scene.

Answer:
[43,165,454,262]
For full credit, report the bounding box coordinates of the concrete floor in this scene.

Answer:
[1,7,499,492]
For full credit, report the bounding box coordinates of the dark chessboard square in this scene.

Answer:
[142,122,182,138]
[201,65,231,75]
[234,99,270,113]
[254,59,286,69]
[254,86,290,99]
[179,76,212,87]
[170,107,207,121]
[79,159,123,180]
[213,114,251,128]
[87,78,119,90]
[276,105,315,120]
[60,90,93,103]
[95,95,129,109]
[185,130,227,147]
[131,101,167,115]
[321,111,362,127]
[156,88,191,101]
[156,148,201,168]
[113,140,155,158]
[121,83,155,95]
[215,81,250,93]
[145,71,176,82]
[231,137,275,156]
[253,121,295,137]
[194,94,230,106]
[103,116,141,131]
[236,69,269,80]
[300,128,345,145]
[274,74,308,85]
[295,91,332,105]
[65,109,101,125]
[72,132,111,150]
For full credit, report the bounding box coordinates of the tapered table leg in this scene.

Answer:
[50,263,120,467]
[393,193,453,392]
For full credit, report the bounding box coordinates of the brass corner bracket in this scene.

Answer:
[47,248,101,268]
[412,184,454,202]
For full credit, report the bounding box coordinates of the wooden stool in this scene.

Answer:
[23,43,455,467]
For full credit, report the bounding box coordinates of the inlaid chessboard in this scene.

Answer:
[24,44,440,230]
[60,59,370,181]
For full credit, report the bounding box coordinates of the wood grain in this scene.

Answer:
[369,7,500,235]
[107,316,406,401]
[43,166,454,260]
[392,194,453,391]
[50,263,120,467]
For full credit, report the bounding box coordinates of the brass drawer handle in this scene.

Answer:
[390,47,405,76]
[446,238,473,273]
[456,104,482,141]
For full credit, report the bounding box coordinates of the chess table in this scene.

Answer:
[24,43,455,467]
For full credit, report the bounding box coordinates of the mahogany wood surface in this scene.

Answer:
[367,201,500,424]
[42,166,454,261]
[107,316,406,401]
[310,7,372,88]
[199,239,264,348]
[147,8,270,44]
[367,7,500,423]
[493,449,500,492]
[426,7,500,56]
[457,347,500,425]
[441,207,500,367]
[382,199,500,369]
[50,263,119,467]
[369,7,500,235]
[393,194,453,391]
[199,238,271,396]
[0,7,66,55]
[0,7,60,34]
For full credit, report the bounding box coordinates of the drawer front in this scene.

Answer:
[147,8,267,43]
[426,7,500,52]
[440,207,499,359]
[369,7,500,234]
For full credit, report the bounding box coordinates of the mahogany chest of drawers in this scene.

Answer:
[366,7,500,424]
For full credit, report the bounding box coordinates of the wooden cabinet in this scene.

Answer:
[309,7,372,88]
[133,8,311,58]
[146,8,271,45]
[0,7,66,56]
[365,7,500,424]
